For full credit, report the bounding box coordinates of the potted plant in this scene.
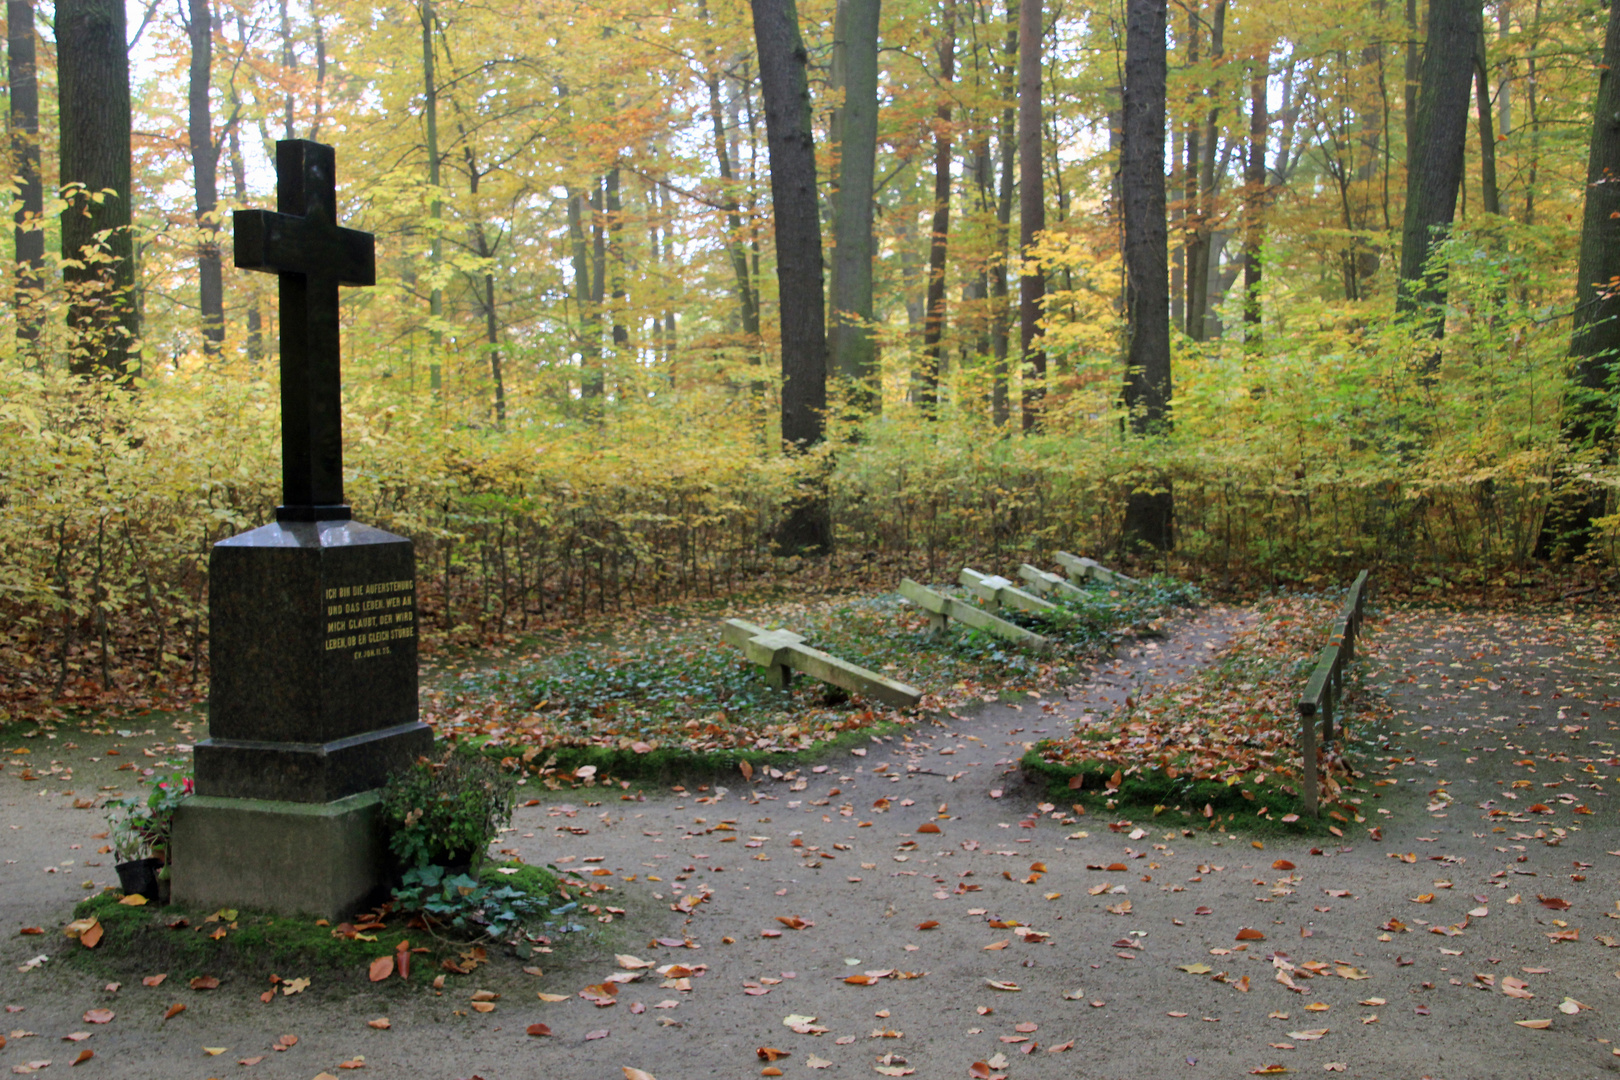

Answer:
[380,743,517,874]
[107,771,192,903]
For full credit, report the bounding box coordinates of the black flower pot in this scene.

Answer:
[114,857,164,902]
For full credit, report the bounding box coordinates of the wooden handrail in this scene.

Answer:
[1296,570,1371,816]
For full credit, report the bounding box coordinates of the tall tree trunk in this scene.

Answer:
[918,0,955,413]
[1396,0,1480,354]
[1405,0,1421,152]
[8,0,43,359]
[1181,7,1199,336]
[420,0,444,397]
[705,65,761,343]
[1017,0,1045,431]
[828,0,882,412]
[605,165,629,359]
[58,0,138,380]
[187,0,223,357]
[751,0,831,553]
[1522,0,1540,226]
[1536,0,1620,558]
[1473,11,1500,217]
[1186,0,1225,341]
[1121,0,1172,550]
[587,178,607,402]
[224,110,263,364]
[990,4,1016,427]
[279,0,295,139]
[1243,55,1268,350]
[464,148,504,428]
[567,187,602,401]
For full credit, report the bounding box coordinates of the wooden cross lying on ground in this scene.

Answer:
[897,579,1052,651]
[959,568,1058,616]
[1017,564,1088,601]
[1054,551,1137,588]
[720,619,923,707]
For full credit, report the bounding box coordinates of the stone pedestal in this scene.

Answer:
[175,518,430,917]
[170,792,386,919]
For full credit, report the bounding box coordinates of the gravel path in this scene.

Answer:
[3,602,1619,1080]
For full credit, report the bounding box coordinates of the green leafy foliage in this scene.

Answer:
[391,863,550,940]
[379,745,517,870]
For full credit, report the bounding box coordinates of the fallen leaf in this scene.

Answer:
[757,1047,790,1061]
[368,956,394,982]
[281,977,310,996]
[1514,1019,1552,1029]
[81,1010,113,1025]
[367,1019,390,1030]
[985,980,1020,991]
[141,974,166,987]
[585,1029,609,1041]
[189,976,220,991]
[806,1055,832,1069]
[916,921,939,931]
[1287,1029,1329,1041]
[71,1050,92,1066]
[537,993,569,1002]
[162,1003,185,1021]
[624,1068,657,1080]
[1236,929,1266,941]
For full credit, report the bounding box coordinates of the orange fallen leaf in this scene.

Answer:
[79,921,103,949]
[142,974,167,987]
[189,976,220,990]
[162,1003,185,1021]
[917,823,941,834]
[845,974,878,985]
[82,1009,114,1025]
[72,1050,92,1066]
[338,1058,365,1070]
[775,916,811,930]
[367,1018,390,1030]
[1515,1019,1552,1029]
[1272,860,1295,871]
[624,1069,657,1080]
[1236,928,1266,941]
[916,921,939,931]
[757,1047,790,1061]
[368,955,394,982]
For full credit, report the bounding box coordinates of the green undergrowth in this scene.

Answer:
[1024,590,1378,831]
[432,578,1203,782]
[63,861,571,985]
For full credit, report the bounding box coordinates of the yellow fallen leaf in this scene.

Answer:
[202,1047,227,1056]
[1515,1019,1552,1029]
[537,992,569,1002]
[623,1069,657,1080]
[1179,964,1212,975]
[118,894,147,907]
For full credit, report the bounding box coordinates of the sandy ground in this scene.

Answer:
[3,602,1620,1080]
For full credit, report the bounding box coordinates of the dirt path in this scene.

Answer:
[4,603,1620,1080]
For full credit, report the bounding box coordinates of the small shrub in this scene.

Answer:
[379,745,517,871]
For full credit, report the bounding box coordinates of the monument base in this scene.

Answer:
[171,791,389,920]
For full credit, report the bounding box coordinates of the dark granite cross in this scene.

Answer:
[234,140,375,523]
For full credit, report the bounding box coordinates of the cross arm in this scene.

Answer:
[234,209,376,287]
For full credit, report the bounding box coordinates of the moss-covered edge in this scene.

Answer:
[1019,745,1344,838]
[472,714,920,788]
[64,861,562,981]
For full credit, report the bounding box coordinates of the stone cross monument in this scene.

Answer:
[171,141,431,919]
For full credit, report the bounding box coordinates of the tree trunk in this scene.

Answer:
[751,0,831,554]
[464,148,504,428]
[990,4,1016,427]
[1474,11,1500,217]
[1186,0,1225,342]
[1121,0,1172,550]
[58,0,138,380]
[918,1,955,413]
[706,66,761,344]
[187,0,223,357]
[1396,0,1480,350]
[1536,0,1620,558]
[828,0,882,412]
[605,165,629,359]
[279,0,295,139]
[420,0,444,397]
[567,187,602,401]
[1405,0,1421,152]
[1017,0,1045,431]
[8,0,42,359]
[224,101,262,364]
[1243,55,1267,350]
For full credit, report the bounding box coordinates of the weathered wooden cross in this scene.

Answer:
[721,619,922,707]
[234,140,376,523]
